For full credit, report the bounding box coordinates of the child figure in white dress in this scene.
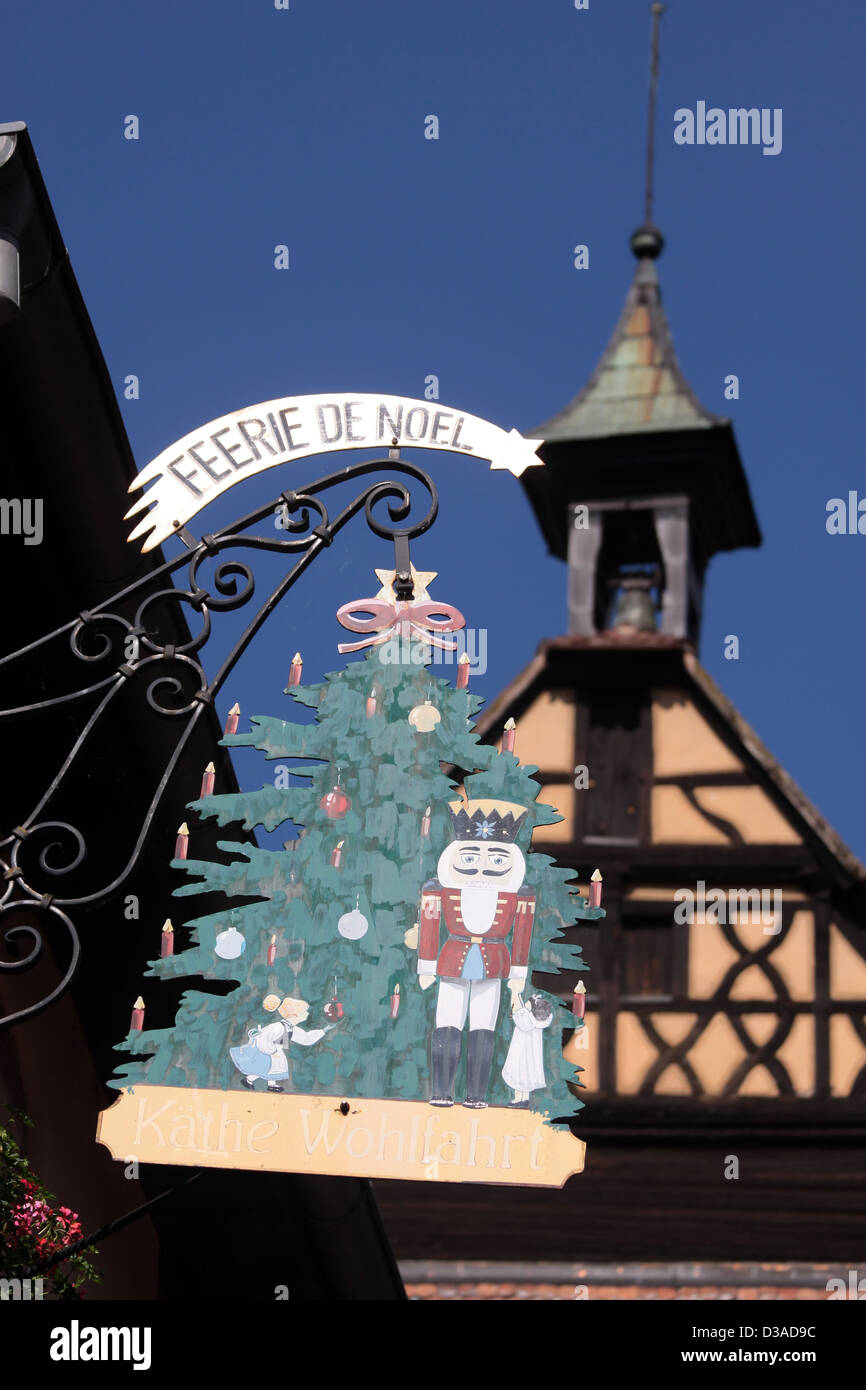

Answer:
[502,994,553,1108]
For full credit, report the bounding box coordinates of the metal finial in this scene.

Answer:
[630,4,666,261]
[645,4,664,226]
[633,4,667,261]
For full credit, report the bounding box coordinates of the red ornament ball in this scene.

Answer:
[324,997,344,1022]
[320,785,351,819]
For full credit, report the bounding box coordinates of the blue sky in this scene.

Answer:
[7,0,866,861]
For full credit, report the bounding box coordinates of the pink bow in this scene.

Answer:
[336,598,466,653]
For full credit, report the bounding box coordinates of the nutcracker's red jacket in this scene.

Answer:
[418,880,536,980]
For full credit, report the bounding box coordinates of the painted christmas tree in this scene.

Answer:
[112,571,603,1125]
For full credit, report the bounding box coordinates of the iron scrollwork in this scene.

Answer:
[0,456,437,1029]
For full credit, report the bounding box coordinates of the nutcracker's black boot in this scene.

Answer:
[464,1028,495,1108]
[430,1026,462,1106]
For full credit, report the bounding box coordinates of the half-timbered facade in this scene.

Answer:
[477,635,866,1118]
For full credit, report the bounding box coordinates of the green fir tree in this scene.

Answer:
[112,639,603,1124]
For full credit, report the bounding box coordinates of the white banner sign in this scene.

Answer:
[126,393,543,552]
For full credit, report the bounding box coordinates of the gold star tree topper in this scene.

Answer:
[374,565,438,603]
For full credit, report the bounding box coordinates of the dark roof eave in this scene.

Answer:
[520,420,762,562]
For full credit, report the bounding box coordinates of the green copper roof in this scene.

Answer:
[533,247,727,442]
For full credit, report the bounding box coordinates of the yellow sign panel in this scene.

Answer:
[97,1086,584,1188]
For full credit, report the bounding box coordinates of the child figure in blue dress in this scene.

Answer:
[230,994,332,1092]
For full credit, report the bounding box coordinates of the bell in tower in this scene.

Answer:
[594,505,663,634]
[608,573,660,635]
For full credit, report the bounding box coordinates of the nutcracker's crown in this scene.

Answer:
[447,798,528,843]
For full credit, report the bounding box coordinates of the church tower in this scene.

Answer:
[521,220,760,648]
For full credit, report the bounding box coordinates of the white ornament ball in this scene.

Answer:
[337,906,369,940]
[214,925,246,960]
[408,699,441,733]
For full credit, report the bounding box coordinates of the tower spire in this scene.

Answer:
[644,3,664,226]
[631,3,666,261]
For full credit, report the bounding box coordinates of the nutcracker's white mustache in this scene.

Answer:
[454,866,510,877]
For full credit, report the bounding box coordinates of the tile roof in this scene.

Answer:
[403,1261,842,1301]
[406,1282,828,1301]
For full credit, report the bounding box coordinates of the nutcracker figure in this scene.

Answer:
[417,798,536,1109]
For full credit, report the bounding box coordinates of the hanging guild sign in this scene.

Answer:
[124,392,543,551]
[98,564,604,1187]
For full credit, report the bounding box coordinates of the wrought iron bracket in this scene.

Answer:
[0,455,437,1029]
